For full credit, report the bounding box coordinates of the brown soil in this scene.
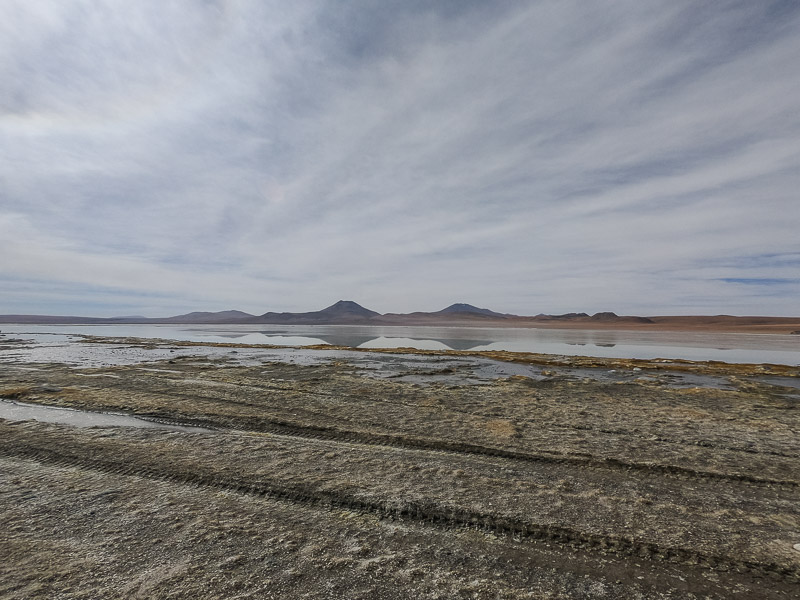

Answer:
[1,341,799,599]
[523,317,800,334]
[377,314,800,333]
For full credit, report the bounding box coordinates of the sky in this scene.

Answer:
[1,0,799,317]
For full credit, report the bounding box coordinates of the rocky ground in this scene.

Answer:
[1,334,799,598]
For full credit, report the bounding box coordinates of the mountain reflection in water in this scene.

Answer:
[254,330,495,351]
[0,324,797,364]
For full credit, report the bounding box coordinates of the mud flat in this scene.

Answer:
[1,334,799,599]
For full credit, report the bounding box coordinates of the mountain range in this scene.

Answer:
[0,300,634,325]
[2,300,799,333]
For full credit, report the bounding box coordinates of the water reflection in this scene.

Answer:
[257,330,495,350]
[1,325,797,365]
[265,332,378,348]
[424,338,495,351]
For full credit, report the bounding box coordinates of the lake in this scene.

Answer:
[1,324,798,365]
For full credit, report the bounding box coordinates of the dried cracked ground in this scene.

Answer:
[0,335,799,599]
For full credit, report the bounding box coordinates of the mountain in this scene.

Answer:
[376,303,513,325]
[255,300,380,325]
[316,300,380,319]
[435,303,510,319]
[533,312,590,321]
[2,302,799,332]
[0,314,112,324]
[159,310,255,324]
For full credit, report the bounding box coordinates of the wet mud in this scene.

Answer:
[1,334,799,599]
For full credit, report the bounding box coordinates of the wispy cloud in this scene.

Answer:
[1,0,799,316]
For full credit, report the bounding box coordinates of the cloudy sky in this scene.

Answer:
[1,0,799,317]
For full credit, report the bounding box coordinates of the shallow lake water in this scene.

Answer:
[1,323,798,365]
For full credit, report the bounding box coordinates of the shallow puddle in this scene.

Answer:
[0,399,210,432]
[753,376,800,390]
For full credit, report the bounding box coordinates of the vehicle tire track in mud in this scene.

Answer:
[68,370,800,463]
[5,380,797,489]
[2,442,798,584]
[133,411,800,489]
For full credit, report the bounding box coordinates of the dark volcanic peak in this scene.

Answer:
[256,300,379,324]
[590,312,619,321]
[438,303,508,318]
[163,310,255,323]
[319,300,380,318]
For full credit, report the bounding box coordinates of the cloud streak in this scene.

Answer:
[1,0,799,316]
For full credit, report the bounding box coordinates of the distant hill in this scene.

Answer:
[435,303,510,318]
[255,300,380,325]
[316,300,380,319]
[0,315,111,324]
[159,310,256,324]
[377,303,511,325]
[1,302,799,332]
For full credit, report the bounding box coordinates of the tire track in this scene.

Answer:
[119,372,800,461]
[133,410,800,489]
[2,442,798,584]
[4,385,796,490]
[69,371,800,469]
